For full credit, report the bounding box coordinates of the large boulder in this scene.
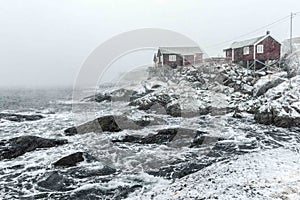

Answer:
[112,128,206,148]
[254,106,300,128]
[53,152,85,167]
[64,115,166,135]
[66,185,142,200]
[129,93,174,111]
[84,88,154,103]
[37,171,76,191]
[0,136,67,160]
[147,159,213,179]
[0,113,44,122]
[112,128,178,144]
[190,131,224,148]
[53,152,100,168]
[253,72,287,96]
[254,76,300,128]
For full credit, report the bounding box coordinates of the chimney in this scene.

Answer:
[266,31,270,35]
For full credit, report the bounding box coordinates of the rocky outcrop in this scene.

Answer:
[37,171,76,191]
[66,184,142,200]
[254,106,300,128]
[0,136,67,160]
[147,159,214,179]
[166,103,181,117]
[67,165,116,178]
[53,152,100,168]
[0,113,44,122]
[129,93,175,111]
[253,72,287,96]
[53,152,85,167]
[37,166,117,191]
[64,115,166,135]
[254,75,300,128]
[112,128,206,147]
[84,88,155,103]
[112,128,178,144]
[190,131,224,148]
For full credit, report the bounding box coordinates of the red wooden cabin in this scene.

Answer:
[224,32,281,66]
[154,47,203,68]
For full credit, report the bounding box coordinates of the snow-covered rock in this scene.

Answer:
[255,76,300,127]
[253,72,287,96]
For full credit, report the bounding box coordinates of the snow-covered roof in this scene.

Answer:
[158,47,202,55]
[230,35,266,49]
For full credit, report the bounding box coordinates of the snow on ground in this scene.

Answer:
[133,148,300,200]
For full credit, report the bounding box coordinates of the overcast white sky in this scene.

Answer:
[0,0,299,88]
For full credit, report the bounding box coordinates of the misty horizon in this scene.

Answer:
[1,0,299,88]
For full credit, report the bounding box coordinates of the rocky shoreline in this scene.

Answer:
[1,62,300,199]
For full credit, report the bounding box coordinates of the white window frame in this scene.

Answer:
[169,55,176,61]
[243,46,249,55]
[257,45,264,53]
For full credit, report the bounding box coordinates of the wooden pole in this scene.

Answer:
[290,12,293,54]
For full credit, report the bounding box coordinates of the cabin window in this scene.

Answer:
[257,45,264,53]
[243,47,249,55]
[169,55,176,61]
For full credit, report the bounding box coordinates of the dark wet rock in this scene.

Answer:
[147,158,217,179]
[232,110,243,118]
[112,128,202,147]
[0,113,44,122]
[207,141,239,157]
[190,131,224,148]
[97,115,122,132]
[93,93,112,103]
[151,84,162,89]
[254,108,275,125]
[37,171,76,191]
[166,103,181,117]
[64,127,78,135]
[53,152,85,167]
[53,152,117,178]
[64,115,166,135]
[7,164,25,170]
[67,165,116,178]
[0,136,67,160]
[246,130,285,149]
[254,107,300,128]
[112,128,177,144]
[198,106,211,115]
[65,185,142,200]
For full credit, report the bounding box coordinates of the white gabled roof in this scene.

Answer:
[230,35,267,49]
[158,46,202,55]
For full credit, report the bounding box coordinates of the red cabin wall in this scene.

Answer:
[162,54,201,67]
[225,49,232,60]
[163,54,183,67]
[183,55,194,65]
[255,36,281,61]
[228,36,281,63]
[234,48,243,62]
[242,46,254,61]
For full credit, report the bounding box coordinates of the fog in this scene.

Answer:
[0,0,299,88]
